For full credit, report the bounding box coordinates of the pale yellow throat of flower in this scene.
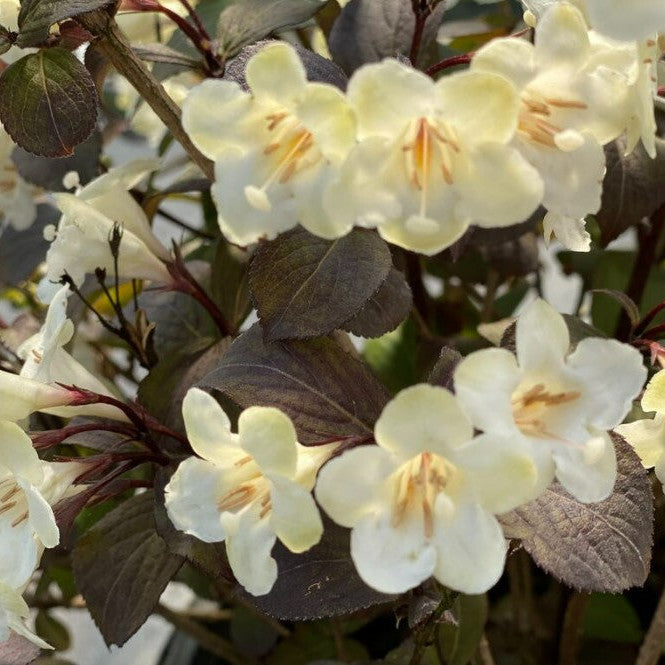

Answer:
[391,452,457,539]
[0,478,29,528]
[518,94,588,151]
[217,454,273,520]
[402,117,460,234]
[511,383,581,439]
[244,111,321,212]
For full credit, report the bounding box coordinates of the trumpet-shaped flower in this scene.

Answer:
[473,2,643,250]
[316,384,539,595]
[0,421,82,588]
[454,299,647,502]
[182,41,356,245]
[0,582,51,649]
[165,388,335,596]
[323,60,543,255]
[0,370,77,422]
[616,369,665,484]
[40,161,172,302]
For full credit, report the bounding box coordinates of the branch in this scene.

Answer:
[637,583,665,665]
[77,10,214,181]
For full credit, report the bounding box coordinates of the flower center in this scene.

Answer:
[244,111,321,212]
[391,452,455,539]
[511,382,581,439]
[217,455,272,519]
[0,479,28,528]
[518,93,588,151]
[402,117,460,219]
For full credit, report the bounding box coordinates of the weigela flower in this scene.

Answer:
[454,299,647,503]
[0,124,38,231]
[323,59,543,255]
[0,421,82,588]
[165,388,335,596]
[182,41,356,246]
[0,582,51,649]
[40,161,172,301]
[315,384,539,595]
[0,370,77,422]
[616,369,665,484]
[473,2,640,251]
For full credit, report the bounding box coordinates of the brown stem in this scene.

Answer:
[637,584,665,665]
[616,203,665,341]
[77,10,214,180]
[558,593,588,665]
[409,0,431,65]
[426,53,473,77]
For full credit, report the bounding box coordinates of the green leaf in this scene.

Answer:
[0,25,12,55]
[72,491,184,647]
[427,346,462,391]
[132,43,203,70]
[342,266,412,338]
[251,228,392,341]
[583,593,643,644]
[438,594,487,665]
[17,0,113,46]
[12,130,101,191]
[328,0,446,75]
[0,48,97,156]
[252,517,393,621]
[202,324,390,443]
[500,435,654,593]
[597,138,665,247]
[216,0,327,60]
[35,612,71,652]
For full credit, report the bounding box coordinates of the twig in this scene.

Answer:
[426,53,473,77]
[558,593,588,665]
[636,584,665,665]
[76,11,214,180]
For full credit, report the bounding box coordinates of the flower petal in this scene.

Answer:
[585,0,665,41]
[641,369,665,414]
[472,37,536,89]
[239,407,297,478]
[347,59,436,139]
[182,388,238,463]
[245,42,307,107]
[567,337,647,429]
[221,509,278,596]
[534,3,590,70]
[543,212,591,252]
[350,508,436,594]
[552,432,617,503]
[454,347,522,435]
[516,298,570,374]
[22,482,58,549]
[164,457,226,543]
[431,501,507,594]
[269,475,322,553]
[315,445,395,528]
[374,384,474,459]
[0,517,39,589]
[616,414,665,470]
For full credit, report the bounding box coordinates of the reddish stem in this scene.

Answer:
[409,0,431,65]
[635,301,665,336]
[426,53,473,77]
[31,422,138,449]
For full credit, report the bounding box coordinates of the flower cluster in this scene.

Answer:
[182,1,660,254]
[166,299,646,596]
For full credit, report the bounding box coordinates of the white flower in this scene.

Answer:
[315,384,539,595]
[0,421,82,588]
[0,370,77,421]
[182,41,356,245]
[323,59,543,255]
[454,299,647,502]
[473,3,640,251]
[0,124,38,231]
[165,388,334,596]
[0,582,51,650]
[616,369,665,484]
[40,161,172,302]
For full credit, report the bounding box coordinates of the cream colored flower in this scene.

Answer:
[324,59,543,255]
[165,388,335,596]
[182,41,356,245]
[454,299,647,502]
[0,582,51,649]
[316,384,539,594]
[0,124,37,231]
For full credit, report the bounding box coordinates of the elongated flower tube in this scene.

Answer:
[454,299,647,502]
[39,161,172,302]
[165,388,336,596]
[316,384,539,595]
[182,41,356,246]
